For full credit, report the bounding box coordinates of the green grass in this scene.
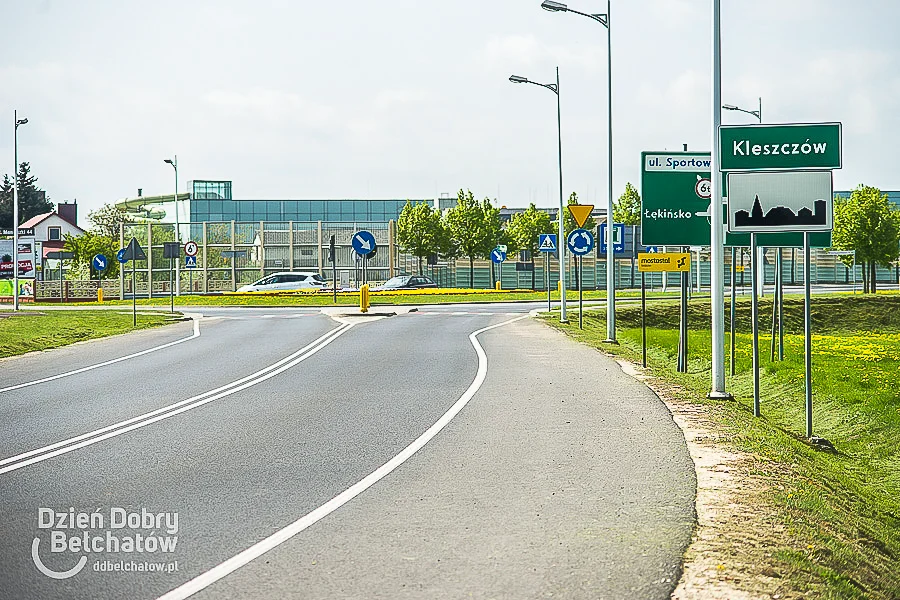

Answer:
[57,288,679,308]
[0,310,179,358]
[546,294,900,599]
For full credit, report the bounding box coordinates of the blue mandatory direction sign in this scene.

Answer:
[567,228,595,256]
[599,223,626,254]
[490,248,506,264]
[352,230,377,255]
[538,233,557,253]
[185,256,198,268]
[91,254,109,272]
[116,248,128,264]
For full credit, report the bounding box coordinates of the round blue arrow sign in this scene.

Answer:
[490,249,506,264]
[351,230,377,255]
[116,248,128,264]
[92,254,109,272]
[567,228,595,256]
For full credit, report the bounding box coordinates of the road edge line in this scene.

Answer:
[154,314,529,600]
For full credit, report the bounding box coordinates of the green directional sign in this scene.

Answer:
[640,151,715,247]
[641,151,832,248]
[719,122,842,171]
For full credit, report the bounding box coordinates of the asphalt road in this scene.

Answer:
[0,304,695,600]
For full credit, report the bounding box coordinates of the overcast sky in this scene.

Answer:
[2,0,898,218]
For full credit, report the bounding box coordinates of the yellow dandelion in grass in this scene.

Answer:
[716,564,725,571]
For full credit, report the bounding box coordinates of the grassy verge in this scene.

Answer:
[56,288,682,308]
[545,294,900,599]
[0,310,178,359]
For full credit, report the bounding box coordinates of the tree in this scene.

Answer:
[88,203,134,240]
[613,182,641,226]
[64,231,121,279]
[397,201,448,274]
[507,203,553,289]
[0,162,54,228]
[832,185,900,293]
[556,192,597,240]
[444,189,498,288]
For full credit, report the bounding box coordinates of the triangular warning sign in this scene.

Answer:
[568,204,594,228]
[123,237,147,261]
[539,236,556,251]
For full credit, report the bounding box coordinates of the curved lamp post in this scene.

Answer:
[509,69,568,323]
[541,0,616,341]
[13,111,28,311]
[164,156,180,295]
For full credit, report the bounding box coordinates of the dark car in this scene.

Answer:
[376,275,438,291]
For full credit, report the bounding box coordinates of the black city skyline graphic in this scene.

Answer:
[734,195,827,228]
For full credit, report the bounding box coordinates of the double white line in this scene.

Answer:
[0,322,354,477]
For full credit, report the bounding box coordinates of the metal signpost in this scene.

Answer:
[184,242,198,294]
[352,230,377,285]
[91,254,108,278]
[637,252,691,369]
[566,228,594,330]
[567,205,599,332]
[46,251,75,303]
[163,242,181,313]
[490,247,506,289]
[539,234,557,312]
[723,122,841,439]
[329,235,337,302]
[599,223,626,254]
[120,238,147,326]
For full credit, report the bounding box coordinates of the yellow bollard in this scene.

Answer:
[97,288,104,303]
[558,281,562,293]
[360,283,369,313]
[495,280,501,291]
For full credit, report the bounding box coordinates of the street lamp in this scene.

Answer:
[541,0,616,342]
[509,69,568,323]
[723,98,764,299]
[722,98,762,122]
[164,156,180,295]
[12,111,28,311]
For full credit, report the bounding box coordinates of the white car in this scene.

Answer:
[237,271,328,292]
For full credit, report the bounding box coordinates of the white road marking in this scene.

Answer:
[0,315,202,394]
[155,314,528,600]
[0,323,353,476]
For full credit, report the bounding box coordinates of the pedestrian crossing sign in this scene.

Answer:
[538,234,557,252]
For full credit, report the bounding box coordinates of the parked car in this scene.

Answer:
[375,275,438,291]
[237,271,328,292]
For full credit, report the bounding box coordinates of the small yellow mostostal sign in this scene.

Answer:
[637,252,691,272]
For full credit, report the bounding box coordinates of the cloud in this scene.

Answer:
[482,33,605,74]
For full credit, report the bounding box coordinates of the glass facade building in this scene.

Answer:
[187,180,431,223]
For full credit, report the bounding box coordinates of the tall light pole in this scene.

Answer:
[723,98,764,299]
[509,70,568,322]
[12,111,28,311]
[541,0,615,341]
[164,156,180,295]
[707,0,730,399]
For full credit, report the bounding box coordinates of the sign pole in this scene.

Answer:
[546,253,551,313]
[804,232,813,438]
[751,233,760,417]
[730,247,736,376]
[770,263,777,362]
[170,257,175,314]
[778,249,785,360]
[578,255,583,330]
[132,258,136,327]
[708,0,729,399]
[641,271,647,368]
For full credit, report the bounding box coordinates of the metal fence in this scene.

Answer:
[27,219,900,300]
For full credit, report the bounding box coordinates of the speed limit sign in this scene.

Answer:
[695,177,712,199]
[184,241,199,257]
